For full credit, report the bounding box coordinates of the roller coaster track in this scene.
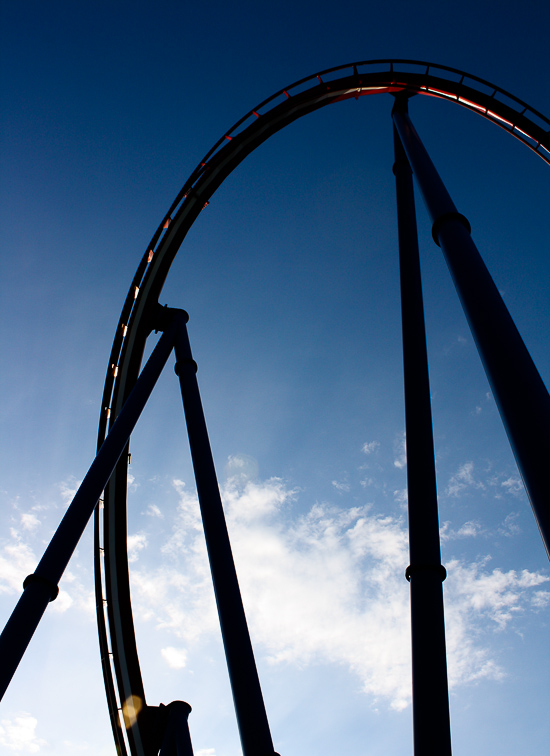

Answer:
[93,59,550,756]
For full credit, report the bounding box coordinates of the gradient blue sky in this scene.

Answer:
[1,1,549,755]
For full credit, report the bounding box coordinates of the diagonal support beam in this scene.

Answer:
[0,321,178,701]
[393,98,550,562]
[173,310,278,756]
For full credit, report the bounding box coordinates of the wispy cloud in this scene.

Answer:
[531,590,550,609]
[445,558,549,635]
[331,480,350,492]
[0,524,94,615]
[498,512,521,537]
[393,433,406,470]
[60,477,81,508]
[127,476,548,712]
[501,476,524,496]
[127,533,147,563]
[224,454,259,483]
[161,646,188,669]
[440,520,485,542]
[0,537,36,595]
[20,513,40,531]
[362,441,380,455]
[0,712,46,753]
[445,461,485,497]
[393,488,408,508]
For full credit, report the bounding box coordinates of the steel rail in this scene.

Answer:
[94,60,550,755]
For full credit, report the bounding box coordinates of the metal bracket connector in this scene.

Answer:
[23,573,59,602]
[405,564,447,582]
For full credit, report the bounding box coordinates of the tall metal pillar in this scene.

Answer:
[172,309,278,756]
[393,109,452,756]
[158,701,195,756]
[392,101,550,562]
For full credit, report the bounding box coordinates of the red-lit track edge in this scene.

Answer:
[94,59,550,756]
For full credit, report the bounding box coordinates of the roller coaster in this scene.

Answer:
[1,59,549,756]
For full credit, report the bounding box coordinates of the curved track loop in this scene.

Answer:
[94,59,550,756]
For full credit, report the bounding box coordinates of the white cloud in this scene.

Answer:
[161,646,188,669]
[393,488,408,507]
[127,533,147,563]
[445,461,485,497]
[0,539,36,594]
[146,504,163,518]
[331,480,350,492]
[440,520,484,541]
[224,454,259,483]
[531,590,550,609]
[498,512,521,537]
[127,476,549,712]
[196,749,216,756]
[362,441,380,455]
[60,477,81,507]
[442,561,549,688]
[59,740,97,753]
[457,521,482,538]
[393,433,406,470]
[223,475,294,527]
[0,712,46,753]
[445,559,549,633]
[54,568,95,616]
[130,481,217,637]
[50,589,74,614]
[20,513,40,531]
[0,527,95,615]
[501,476,524,496]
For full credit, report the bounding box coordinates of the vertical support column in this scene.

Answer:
[173,310,277,756]
[393,109,452,756]
[392,103,550,562]
[158,701,195,756]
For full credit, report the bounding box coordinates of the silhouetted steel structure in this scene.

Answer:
[1,60,549,756]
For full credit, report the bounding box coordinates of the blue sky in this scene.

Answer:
[1,1,549,755]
